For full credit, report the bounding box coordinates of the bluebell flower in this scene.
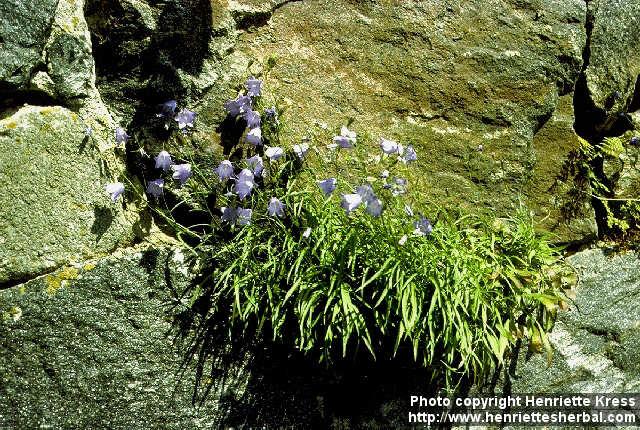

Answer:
[226,95,253,117]
[146,178,164,198]
[401,145,417,163]
[265,146,284,161]
[332,135,353,149]
[105,182,125,202]
[234,168,255,200]
[246,127,262,146]
[155,150,173,171]
[380,138,404,155]
[341,193,363,214]
[175,109,196,130]
[243,109,261,129]
[385,177,407,196]
[264,106,279,124]
[171,163,192,185]
[356,184,375,202]
[631,136,640,146]
[414,216,433,236]
[318,178,337,196]
[84,126,92,137]
[221,206,238,224]
[237,208,253,225]
[157,100,177,118]
[365,197,383,217]
[115,127,129,145]
[215,160,234,180]
[246,76,262,97]
[267,197,285,218]
[247,155,264,177]
[293,143,309,159]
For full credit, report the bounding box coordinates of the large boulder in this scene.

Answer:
[0,106,139,285]
[0,245,248,428]
[496,248,640,393]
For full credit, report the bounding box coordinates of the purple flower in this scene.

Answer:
[265,146,284,161]
[414,216,433,236]
[384,177,407,196]
[171,163,192,185]
[243,109,261,129]
[246,76,262,97]
[146,178,164,198]
[267,197,285,218]
[105,182,125,202]
[237,208,253,225]
[380,138,403,155]
[318,178,337,196]
[115,127,129,145]
[221,206,238,224]
[333,126,356,149]
[401,145,417,163]
[631,136,640,146]
[224,95,253,116]
[157,100,177,118]
[175,109,196,129]
[293,143,309,159]
[356,184,375,202]
[215,160,234,180]
[341,193,363,214]
[365,198,383,217]
[155,150,173,171]
[234,168,255,200]
[264,106,278,123]
[246,127,262,146]
[247,155,264,177]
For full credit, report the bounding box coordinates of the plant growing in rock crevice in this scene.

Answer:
[102,74,566,391]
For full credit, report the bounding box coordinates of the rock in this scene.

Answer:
[0,0,58,92]
[0,105,139,285]
[494,248,640,393]
[583,0,640,132]
[202,0,594,242]
[0,245,248,428]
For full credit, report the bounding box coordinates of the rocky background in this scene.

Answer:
[1,0,639,427]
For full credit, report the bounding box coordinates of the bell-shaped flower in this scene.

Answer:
[157,100,177,118]
[221,206,238,224]
[243,109,261,129]
[146,179,164,198]
[237,208,253,225]
[172,163,192,185]
[175,109,196,129]
[293,143,309,159]
[247,155,264,177]
[356,184,375,202]
[401,145,417,163]
[267,197,285,218]
[215,160,234,180]
[245,76,263,97]
[318,178,337,196]
[115,127,129,145]
[155,150,173,171]
[365,197,383,217]
[224,95,252,116]
[234,168,255,200]
[341,193,363,214]
[380,138,404,155]
[105,182,125,202]
[414,216,433,236]
[264,106,279,124]
[246,127,262,146]
[265,146,284,161]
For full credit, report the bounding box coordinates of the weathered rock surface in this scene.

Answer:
[497,248,640,393]
[582,0,640,134]
[0,245,247,428]
[0,0,58,92]
[0,106,139,286]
